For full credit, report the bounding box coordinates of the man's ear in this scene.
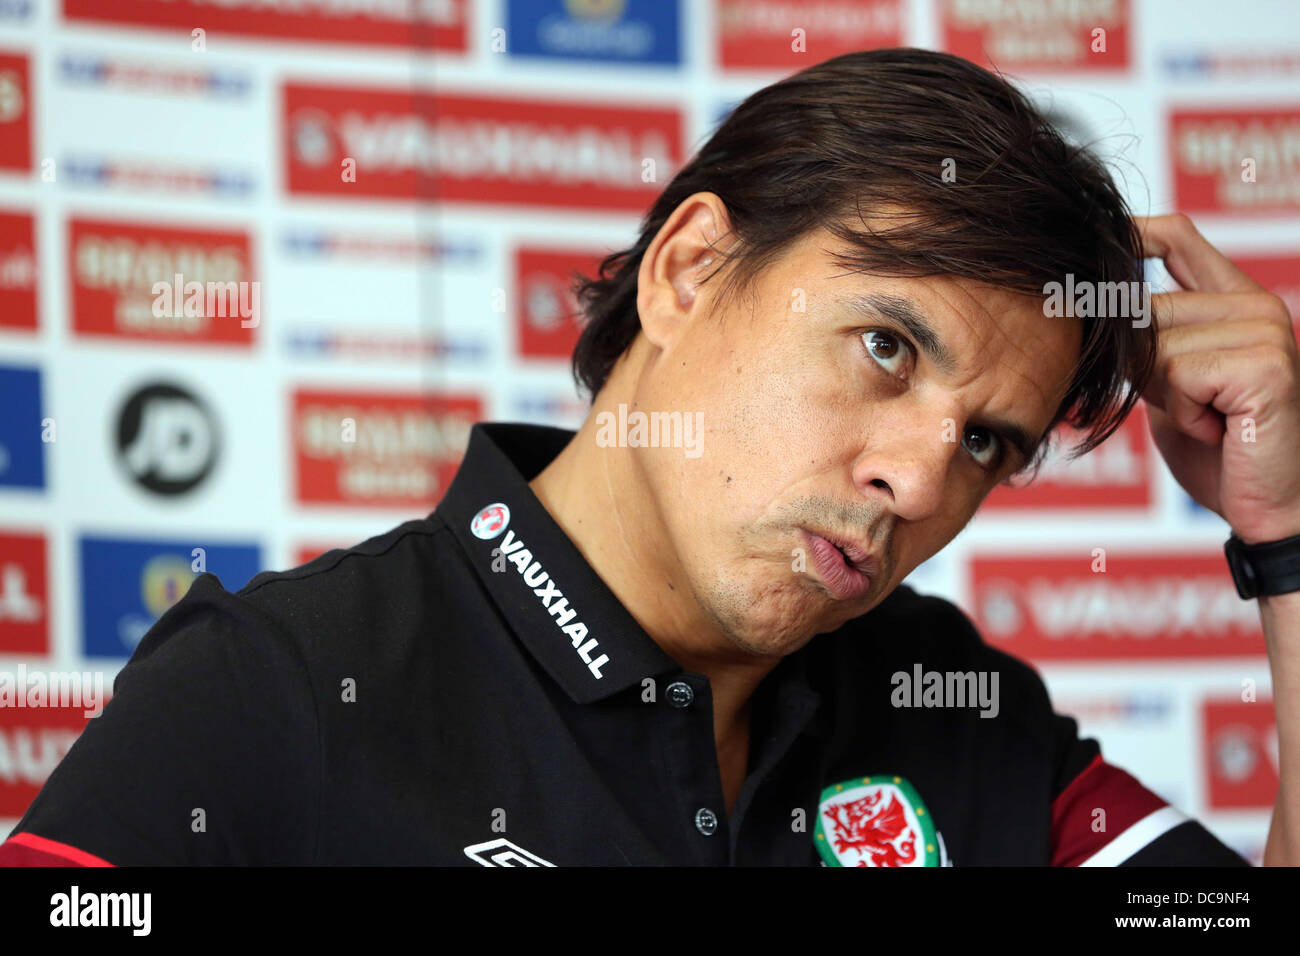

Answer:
[636,192,732,351]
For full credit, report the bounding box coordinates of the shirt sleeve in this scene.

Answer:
[0,573,320,866]
[1048,711,1250,866]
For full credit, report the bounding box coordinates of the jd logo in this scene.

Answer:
[115,383,219,495]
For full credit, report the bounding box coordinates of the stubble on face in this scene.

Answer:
[688,493,896,657]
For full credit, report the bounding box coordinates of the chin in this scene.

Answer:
[707,580,831,656]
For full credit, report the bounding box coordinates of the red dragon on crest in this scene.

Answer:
[823,789,918,866]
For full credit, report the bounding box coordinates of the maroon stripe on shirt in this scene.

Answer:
[0,832,114,867]
[1050,754,1169,866]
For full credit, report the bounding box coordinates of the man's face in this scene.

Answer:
[629,223,1082,657]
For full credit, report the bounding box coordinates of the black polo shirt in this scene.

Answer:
[0,422,1249,866]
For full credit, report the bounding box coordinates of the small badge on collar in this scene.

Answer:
[815,775,944,867]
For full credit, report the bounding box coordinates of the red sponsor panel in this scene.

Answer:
[1203,697,1278,810]
[939,0,1130,73]
[716,0,904,70]
[0,210,37,331]
[982,409,1153,511]
[1171,107,1300,216]
[68,217,257,346]
[284,84,684,212]
[63,0,467,51]
[0,703,102,818]
[0,51,32,173]
[1231,253,1300,341]
[0,532,47,656]
[515,246,604,359]
[293,389,482,510]
[295,545,346,567]
[968,552,1265,662]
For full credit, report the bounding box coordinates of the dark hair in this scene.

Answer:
[570,47,1156,480]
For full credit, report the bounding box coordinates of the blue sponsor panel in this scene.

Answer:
[507,0,680,65]
[58,53,252,97]
[280,229,484,266]
[60,157,255,197]
[0,364,45,490]
[79,535,261,658]
[0,0,33,21]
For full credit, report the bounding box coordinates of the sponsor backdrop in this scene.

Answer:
[1,0,1298,863]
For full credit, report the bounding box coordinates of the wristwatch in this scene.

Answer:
[1223,531,1300,599]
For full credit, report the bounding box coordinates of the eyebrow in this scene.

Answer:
[836,291,1046,469]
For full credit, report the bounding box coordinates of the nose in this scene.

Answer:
[849,407,963,523]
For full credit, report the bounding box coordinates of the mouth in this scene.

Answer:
[799,528,879,601]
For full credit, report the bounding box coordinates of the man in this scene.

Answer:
[3,48,1297,866]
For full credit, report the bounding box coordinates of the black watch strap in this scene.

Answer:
[1224,531,1300,599]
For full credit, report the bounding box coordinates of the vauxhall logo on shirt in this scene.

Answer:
[471,502,609,679]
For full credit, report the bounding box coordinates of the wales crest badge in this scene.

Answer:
[815,775,949,867]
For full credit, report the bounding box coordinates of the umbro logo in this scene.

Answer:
[463,838,556,867]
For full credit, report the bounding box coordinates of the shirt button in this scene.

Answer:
[694,808,719,836]
[665,680,695,708]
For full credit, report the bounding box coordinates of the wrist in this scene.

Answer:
[1225,530,1300,600]
[1235,513,1300,546]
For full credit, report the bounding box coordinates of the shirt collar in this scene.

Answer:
[437,423,829,729]
[437,422,682,704]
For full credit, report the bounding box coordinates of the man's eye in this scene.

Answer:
[962,426,1001,469]
[861,329,914,380]
[860,330,1001,471]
